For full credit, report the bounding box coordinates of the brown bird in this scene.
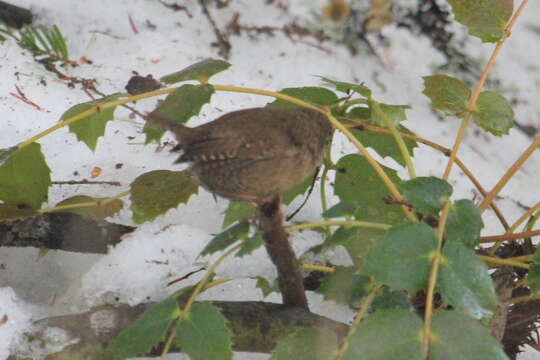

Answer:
[148,107,333,203]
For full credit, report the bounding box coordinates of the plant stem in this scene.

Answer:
[370,99,416,178]
[421,4,529,356]
[507,293,540,305]
[422,201,450,358]
[478,135,540,211]
[479,228,540,243]
[334,284,381,360]
[285,220,390,232]
[181,242,243,318]
[17,88,174,149]
[301,263,335,273]
[478,255,530,269]
[489,201,540,254]
[37,190,130,213]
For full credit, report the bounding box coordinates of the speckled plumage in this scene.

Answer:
[149,107,333,202]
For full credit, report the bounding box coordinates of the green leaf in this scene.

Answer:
[430,311,509,360]
[282,170,316,205]
[445,199,483,248]
[342,309,422,360]
[200,220,249,256]
[270,328,338,360]
[369,103,410,127]
[0,143,51,209]
[175,302,233,360]
[266,87,338,109]
[151,86,213,133]
[61,94,124,151]
[422,75,471,118]
[0,146,17,166]
[160,58,231,84]
[236,232,264,258]
[0,204,38,221]
[334,154,405,224]
[130,170,198,224]
[473,90,514,136]
[143,122,167,144]
[371,287,411,310]
[320,77,372,98]
[323,200,359,218]
[398,176,453,216]
[352,126,418,167]
[448,0,513,43]
[324,226,378,267]
[439,242,498,319]
[256,276,279,297]
[222,201,255,229]
[315,266,370,305]
[109,295,178,358]
[527,246,540,292]
[55,195,123,221]
[147,84,215,142]
[363,223,438,292]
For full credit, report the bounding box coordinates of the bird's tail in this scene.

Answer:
[146,111,191,144]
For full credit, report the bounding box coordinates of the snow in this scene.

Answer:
[1,0,539,358]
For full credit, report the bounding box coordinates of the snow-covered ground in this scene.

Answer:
[1,0,539,359]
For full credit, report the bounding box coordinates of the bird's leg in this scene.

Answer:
[257,195,309,310]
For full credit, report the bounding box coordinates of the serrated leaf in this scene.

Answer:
[55,195,123,221]
[320,77,372,98]
[324,226,378,267]
[143,122,167,144]
[61,94,124,151]
[0,143,51,209]
[323,200,359,218]
[175,302,233,360]
[334,154,405,224]
[473,90,514,136]
[342,309,422,360]
[256,276,279,298]
[448,0,513,43]
[130,170,198,224]
[422,75,471,117]
[315,266,369,305]
[0,146,17,166]
[266,87,338,109]
[236,232,264,258]
[160,58,231,84]
[369,103,410,127]
[109,296,178,358]
[200,220,249,256]
[270,327,338,360]
[362,223,438,292]
[430,311,509,360]
[147,84,215,142]
[445,199,483,248]
[439,242,498,319]
[527,246,540,292]
[398,176,453,216]
[222,201,255,229]
[371,286,411,310]
[282,170,317,205]
[352,126,418,167]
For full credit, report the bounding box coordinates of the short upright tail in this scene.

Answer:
[146,111,191,144]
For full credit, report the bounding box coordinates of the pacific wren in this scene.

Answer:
[148,107,333,202]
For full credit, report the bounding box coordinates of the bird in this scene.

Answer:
[147,106,333,203]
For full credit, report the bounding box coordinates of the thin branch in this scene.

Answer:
[478,135,540,211]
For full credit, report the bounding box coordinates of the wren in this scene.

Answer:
[148,107,333,203]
